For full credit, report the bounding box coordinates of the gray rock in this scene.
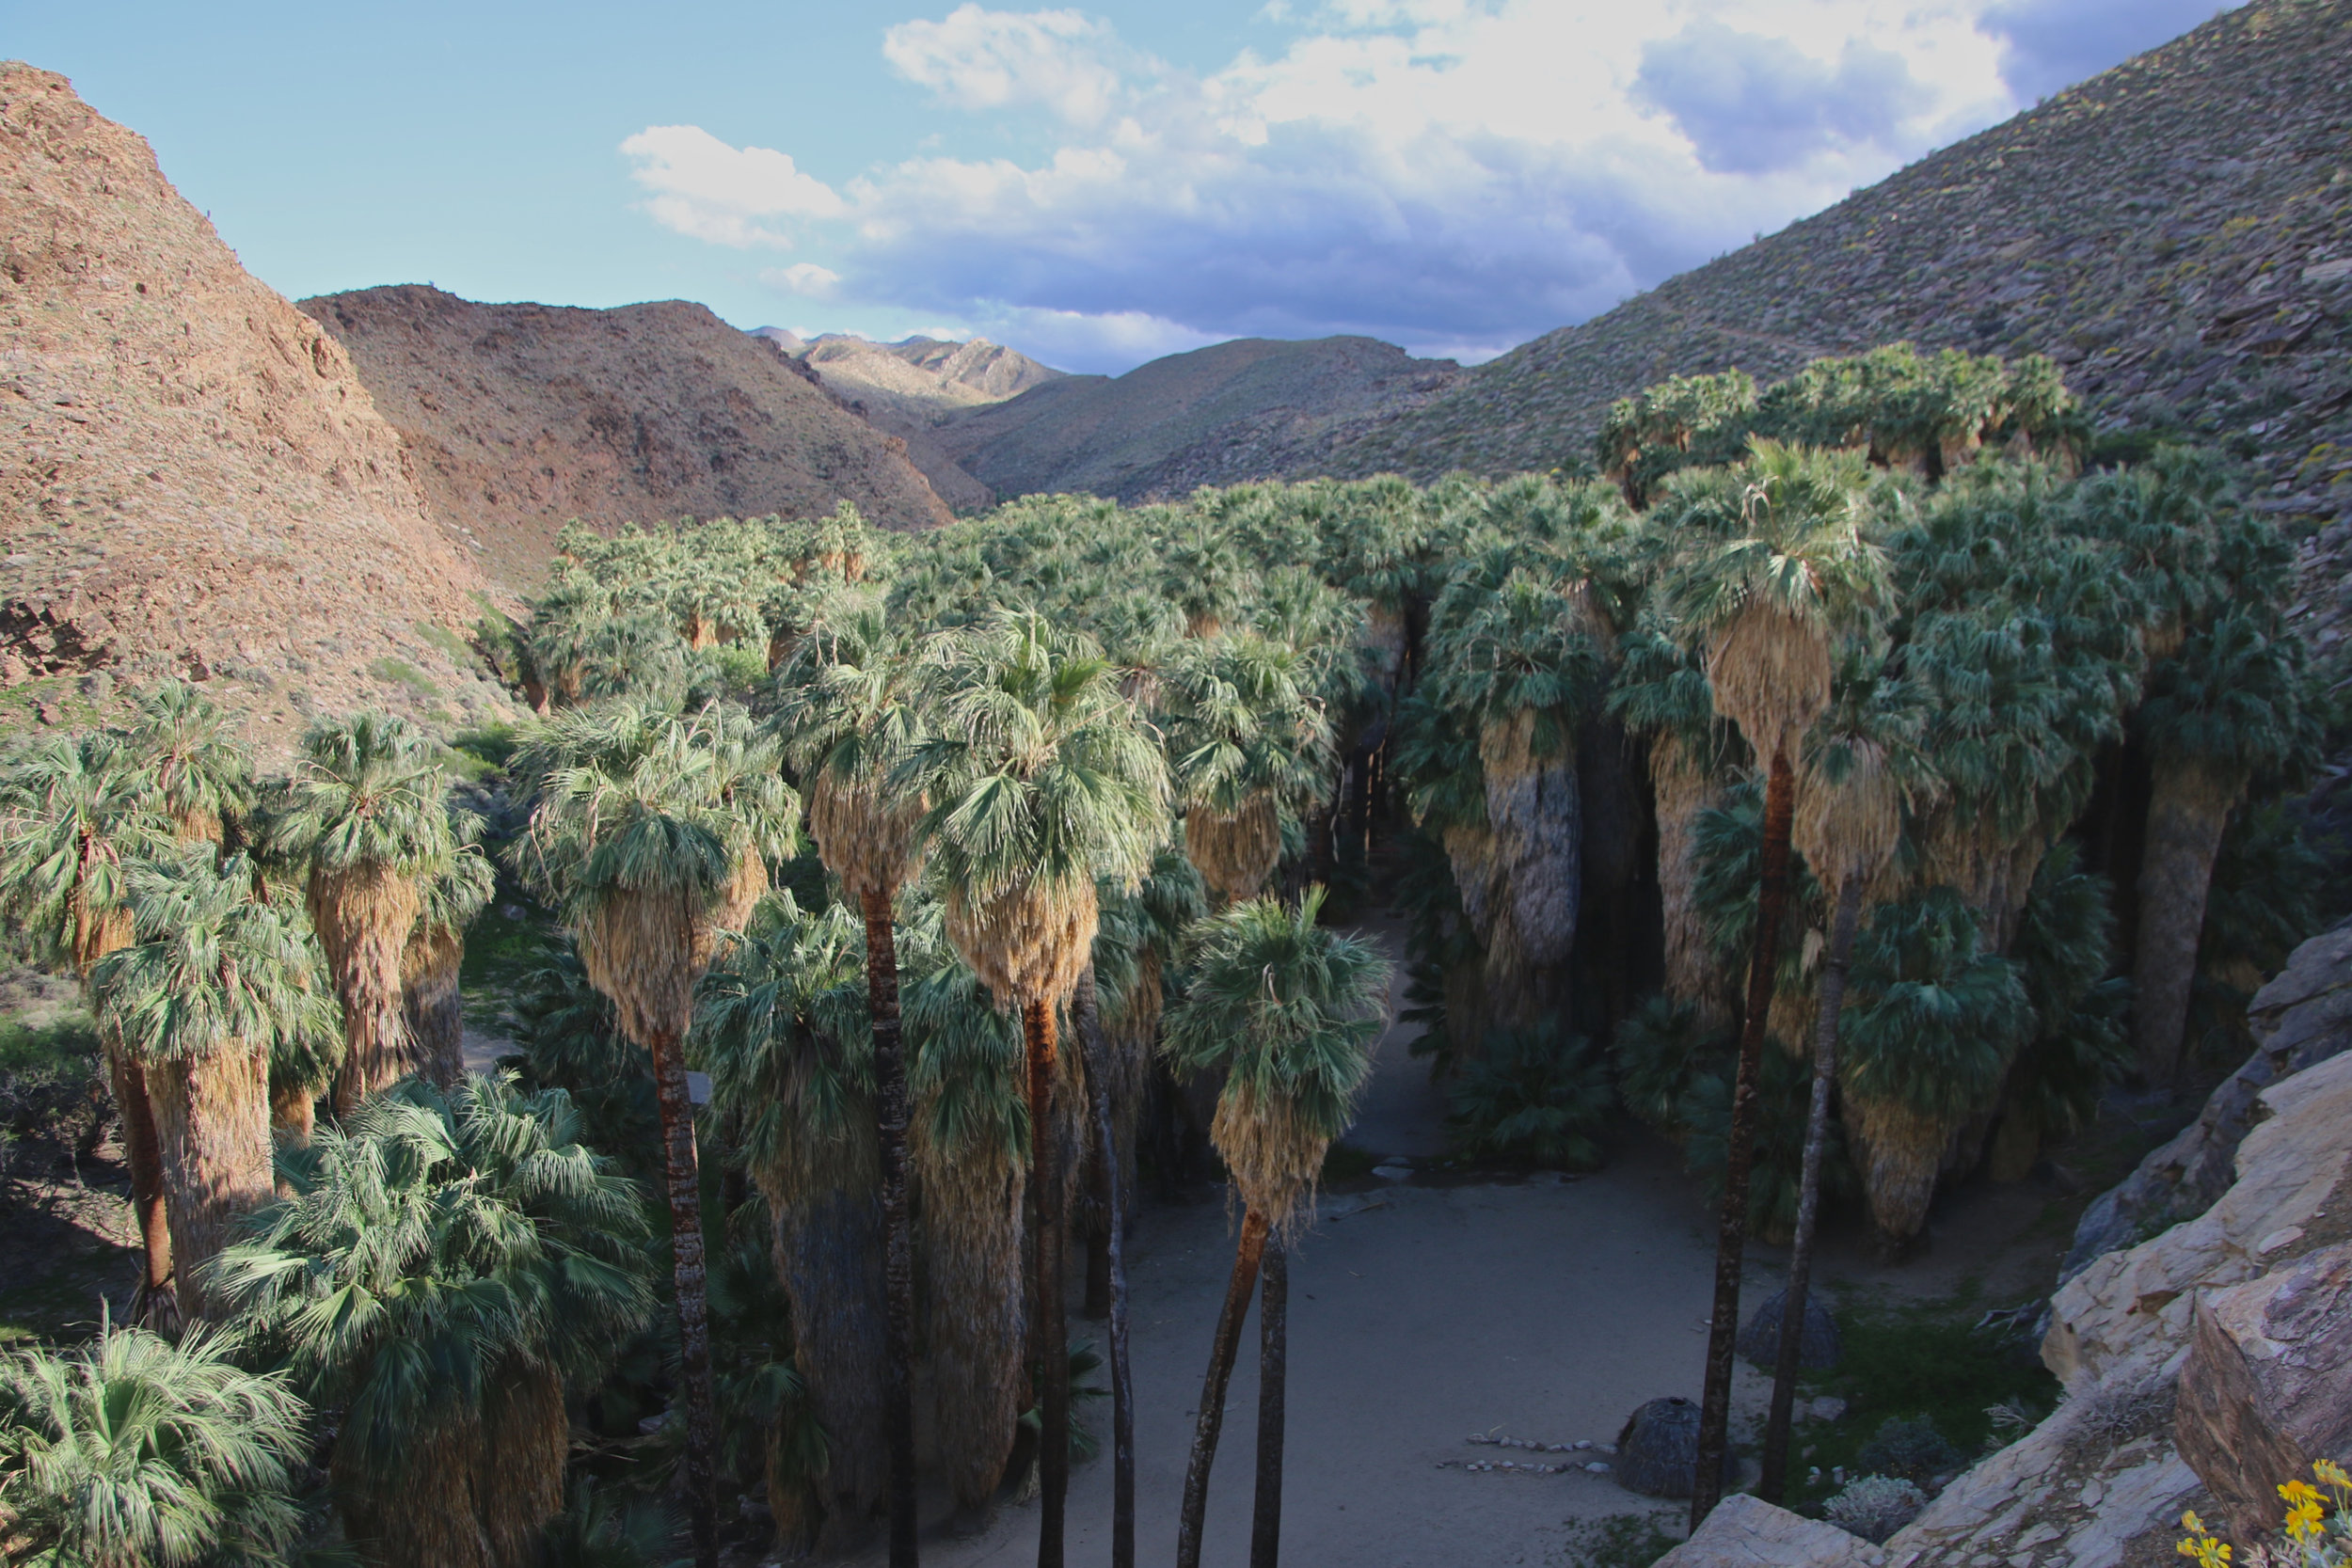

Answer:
[1737,1287,1843,1370]
[2059,920,2352,1284]
[1653,1495,1886,1567]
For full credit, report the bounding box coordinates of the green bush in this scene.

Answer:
[1445,1020,1613,1169]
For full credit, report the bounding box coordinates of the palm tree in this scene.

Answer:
[1759,667,1919,1500]
[901,914,1031,1529]
[0,1316,310,1567]
[2129,607,2311,1085]
[771,601,930,1565]
[1659,440,1890,1527]
[1158,632,1336,905]
[0,733,178,1324]
[514,700,798,1568]
[263,712,457,1115]
[121,677,251,845]
[93,847,335,1323]
[1162,889,1387,1568]
[402,839,495,1090]
[1423,548,1611,1039]
[699,894,893,1555]
[899,610,1169,1568]
[213,1077,654,1568]
[1610,619,1739,1029]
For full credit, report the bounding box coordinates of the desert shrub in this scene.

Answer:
[1854,1415,1963,1482]
[1565,1511,1683,1568]
[1610,992,1728,1136]
[1445,1020,1613,1168]
[1824,1474,1927,1543]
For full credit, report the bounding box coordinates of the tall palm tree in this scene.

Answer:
[1158,632,1336,906]
[402,839,495,1090]
[213,1077,654,1568]
[900,610,1169,1568]
[2130,607,2311,1085]
[514,700,798,1568]
[1759,665,1920,1500]
[121,677,251,845]
[1423,548,1611,1039]
[0,1317,310,1568]
[699,894,893,1556]
[901,913,1031,1529]
[264,712,457,1115]
[771,601,930,1566]
[1660,440,1890,1527]
[1609,619,1739,1029]
[0,732,178,1325]
[1162,889,1387,1568]
[92,847,333,1324]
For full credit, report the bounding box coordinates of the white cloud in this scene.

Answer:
[628,2,2200,370]
[762,261,844,297]
[620,124,844,248]
[882,4,1132,124]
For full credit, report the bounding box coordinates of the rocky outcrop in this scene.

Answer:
[0,63,509,748]
[2044,1048,2352,1392]
[1655,1495,1887,1568]
[2061,921,2352,1281]
[299,285,954,595]
[2174,1241,2352,1543]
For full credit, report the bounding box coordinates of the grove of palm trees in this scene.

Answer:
[0,341,2335,1568]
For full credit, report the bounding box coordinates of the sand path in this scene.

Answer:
[850,916,1778,1568]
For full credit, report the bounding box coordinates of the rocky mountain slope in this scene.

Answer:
[749,328,1062,513]
[1323,0,2352,555]
[926,334,1460,504]
[300,286,954,594]
[0,64,512,749]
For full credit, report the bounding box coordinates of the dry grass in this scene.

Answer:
[1211,1083,1330,1243]
[1842,1086,1947,1243]
[1651,734,1732,1029]
[914,1115,1026,1513]
[146,1039,271,1324]
[945,879,1098,1013]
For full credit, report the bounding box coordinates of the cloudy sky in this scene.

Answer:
[20,0,2231,372]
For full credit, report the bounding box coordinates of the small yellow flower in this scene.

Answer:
[2184,1511,2207,1535]
[2283,1480,2323,1507]
[2316,1457,2352,1492]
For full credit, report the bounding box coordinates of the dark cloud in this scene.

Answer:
[1631,22,1915,176]
[1979,0,2237,101]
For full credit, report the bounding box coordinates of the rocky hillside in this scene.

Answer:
[0,64,512,749]
[300,286,954,594]
[750,328,1063,513]
[1325,0,2352,563]
[927,334,1459,504]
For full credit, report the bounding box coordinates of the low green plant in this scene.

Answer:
[368,656,441,699]
[1563,1511,1683,1568]
[1320,1142,1379,1181]
[1853,1415,1963,1481]
[1445,1020,1613,1169]
[1824,1474,1926,1543]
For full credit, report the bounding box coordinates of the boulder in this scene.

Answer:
[1737,1287,1842,1370]
[1615,1396,1735,1498]
[1653,1494,1886,1568]
[2174,1241,2352,1543]
[2044,1048,2352,1392]
[2060,922,2352,1283]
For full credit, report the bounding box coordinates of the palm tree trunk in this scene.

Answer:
[2132,755,2240,1086]
[146,1041,273,1323]
[1075,970,1136,1568]
[1176,1206,1270,1568]
[401,924,468,1090]
[312,861,421,1116]
[1250,1243,1287,1568]
[1020,997,1071,1568]
[1691,749,1795,1529]
[1759,871,1860,1502]
[105,1042,178,1332]
[648,1024,721,1568]
[861,888,921,1568]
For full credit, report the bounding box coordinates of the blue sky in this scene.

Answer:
[9,0,2232,373]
